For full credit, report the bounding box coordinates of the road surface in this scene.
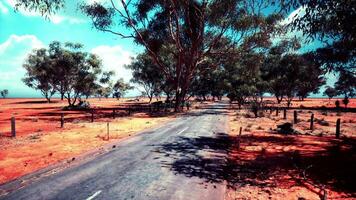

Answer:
[0,103,231,200]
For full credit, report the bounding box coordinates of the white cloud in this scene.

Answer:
[271,6,307,46]
[280,6,306,26]
[91,45,134,83]
[91,45,141,97]
[0,1,9,14]
[0,34,44,54]
[5,0,87,24]
[0,34,45,97]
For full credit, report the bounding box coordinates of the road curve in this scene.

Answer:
[0,103,230,200]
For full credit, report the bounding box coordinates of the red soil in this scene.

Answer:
[0,98,174,184]
[227,98,356,199]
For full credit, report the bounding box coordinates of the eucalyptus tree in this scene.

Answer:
[23,48,58,103]
[261,39,301,104]
[334,71,356,100]
[81,0,283,111]
[126,53,165,103]
[323,86,337,102]
[94,71,115,100]
[112,78,133,100]
[55,43,103,106]
[23,41,106,106]
[283,0,356,73]
[296,53,325,101]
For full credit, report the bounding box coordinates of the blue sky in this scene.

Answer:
[0,0,336,98]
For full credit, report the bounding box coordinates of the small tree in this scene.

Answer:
[0,89,9,98]
[342,97,350,108]
[323,86,338,102]
[335,100,340,109]
[112,78,133,100]
[335,71,356,100]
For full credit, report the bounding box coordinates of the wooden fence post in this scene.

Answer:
[310,113,314,131]
[60,113,64,128]
[237,127,242,149]
[11,117,16,137]
[276,107,279,116]
[336,118,341,138]
[92,111,94,122]
[283,108,287,119]
[294,110,298,124]
[107,122,110,140]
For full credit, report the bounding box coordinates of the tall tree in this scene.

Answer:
[126,53,165,103]
[82,0,282,111]
[23,48,57,102]
[261,39,301,104]
[23,41,105,106]
[295,53,325,101]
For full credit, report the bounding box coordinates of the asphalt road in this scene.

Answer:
[0,103,231,200]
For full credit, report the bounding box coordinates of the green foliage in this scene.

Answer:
[14,0,64,16]
[285,0,356,73]
[334,71,356,98]
[23,41,109,106]
[342,97,350,108]
[23,48,57,102]
[112,78,133,100]
[323,86,337,100]
[82,0,283,111]
[125,53,167,103]
[0,89,9,98]
[261,39,325,106]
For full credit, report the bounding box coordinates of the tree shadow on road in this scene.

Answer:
[153,133,356,198]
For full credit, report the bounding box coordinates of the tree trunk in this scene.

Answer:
[165,93,170,103]
[148,94,153,103]
[276,96,283,104]
[174,92,183,112]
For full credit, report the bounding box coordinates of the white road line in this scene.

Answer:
[86,190,102,200]
[177,127,189,135]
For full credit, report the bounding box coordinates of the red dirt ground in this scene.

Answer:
[227,98,356,199]
[0,98,175,184]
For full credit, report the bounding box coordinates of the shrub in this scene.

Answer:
[342,97,349,108]
[316,118,330,126]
